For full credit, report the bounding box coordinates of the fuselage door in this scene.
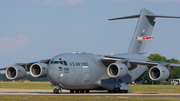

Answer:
[83,66,90,82]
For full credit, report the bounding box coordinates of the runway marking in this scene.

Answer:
[0,89,180,97]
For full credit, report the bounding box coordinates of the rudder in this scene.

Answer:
[128,9,155,54]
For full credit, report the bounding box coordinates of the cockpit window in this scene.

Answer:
[50,60,68,66]
[63,61,67,65]
[54,61,59,64]
[50,61,54,64]
[60,61,63,65]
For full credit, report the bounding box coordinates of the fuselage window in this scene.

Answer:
[59,67,62,71]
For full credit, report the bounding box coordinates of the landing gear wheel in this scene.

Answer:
[108,90,112,93]
[113,88,119,93]
[85,90,89,93]
[124,90,128,93]
[53,88,62,94]
[70,90,74,93]
[80,90,84,93]
[118,90,124,93]
[75,90,80,93]
[57,89,62,94]
[53,88,57,94]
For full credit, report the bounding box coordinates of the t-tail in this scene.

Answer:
[109,8,180,54]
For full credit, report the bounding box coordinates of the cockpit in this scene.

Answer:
[50,61,68,65]
[49,58,68,66]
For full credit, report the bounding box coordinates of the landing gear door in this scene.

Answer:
[83,66,90,82]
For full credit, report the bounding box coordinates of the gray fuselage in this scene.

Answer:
[47,52,148,90]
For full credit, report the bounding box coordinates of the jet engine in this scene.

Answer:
[6,66,26,80]
[30,63,48,78]
[149,66,170,81]
[107,63,128,78]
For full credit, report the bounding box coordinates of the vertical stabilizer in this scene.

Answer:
[109,8,180,54]
[128,9,155,54]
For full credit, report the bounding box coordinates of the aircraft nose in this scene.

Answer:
[47,65,59,84]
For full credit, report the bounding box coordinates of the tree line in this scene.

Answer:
[0,53,180,82]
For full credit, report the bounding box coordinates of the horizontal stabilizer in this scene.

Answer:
[108,15,139,20]
[145,14,180,19]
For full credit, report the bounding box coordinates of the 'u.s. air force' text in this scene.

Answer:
[69,62,89,66]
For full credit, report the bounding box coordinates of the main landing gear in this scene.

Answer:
[108,88,128,93]
[70,89,90,93]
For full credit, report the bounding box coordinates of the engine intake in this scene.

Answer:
[30,63,48,78]
[6,66,26,80]
[149,66,169,81]
[107,63,128,78]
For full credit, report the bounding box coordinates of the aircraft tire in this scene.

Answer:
[53,89,62,94]
[70,90,74,93]
[75,90,80,93]
[124,90,128,93]
[57,89,62,94]
[113,88,118,93]
[108,90,112,93]
[53,89,57,94]
[85,90,89,93]
[118,90,124,93]
[80,90,84,93]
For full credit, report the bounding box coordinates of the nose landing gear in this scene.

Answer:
[53,86,62,94]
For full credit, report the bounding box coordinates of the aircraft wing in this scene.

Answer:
[103,55,180,70]
[0,67,7,70]
[0,59,51,71]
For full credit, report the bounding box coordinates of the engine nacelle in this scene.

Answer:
[30,63,48,78]
[6,66,26,80]
[107,63,128,78]
[149,66,170,81]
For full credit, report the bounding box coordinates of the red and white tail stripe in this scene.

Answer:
[136,36,153,40]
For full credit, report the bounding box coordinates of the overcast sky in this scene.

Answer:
[1,0,180,70]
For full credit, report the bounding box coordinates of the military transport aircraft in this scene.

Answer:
[1,8,180,94]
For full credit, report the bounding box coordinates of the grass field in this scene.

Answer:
[0,82,55,90]
[1,82,180,101]
[1,82,180,93]
[129,85,180,93]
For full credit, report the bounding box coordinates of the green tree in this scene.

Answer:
[148,53,167,62]
[135,70,152,83]
[167,58,180,79]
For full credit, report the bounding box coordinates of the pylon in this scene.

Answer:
[165,91,167,95]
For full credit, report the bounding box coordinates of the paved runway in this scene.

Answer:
[0,89,180,97]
